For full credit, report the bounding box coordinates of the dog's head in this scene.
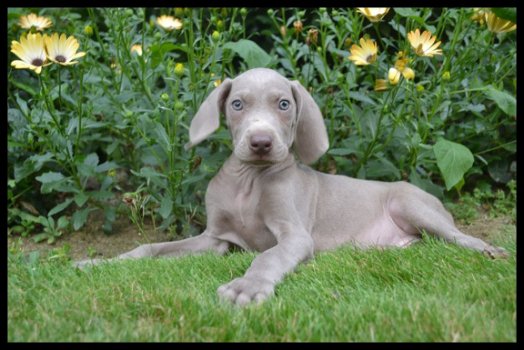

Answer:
[186,68,328,165]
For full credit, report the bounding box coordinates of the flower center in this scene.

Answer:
[366,54,376,63]
[31,58,44,67]
[55,55,66,63]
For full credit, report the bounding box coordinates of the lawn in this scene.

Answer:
[8,225,515,342]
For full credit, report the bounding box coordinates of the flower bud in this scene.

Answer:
[416,84,425,92]
[388,67,401,85]
[84,25,93,36]
[402,67,415,80]
[267,9,274,16]
[374,79,388,92]
[161,93,170,101]
[293,20,303,33]
[344,38,353,49]
[175,8,184,17]
[280,25,287,37]
[175,101,184,110]
[212,30,220,42]
[442,71,451,81]
[240,8,247,17]
[307,28,319,46]
[174,63,184,77]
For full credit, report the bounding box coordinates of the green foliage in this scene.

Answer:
[7,8,516,241]
[445,179,516,224]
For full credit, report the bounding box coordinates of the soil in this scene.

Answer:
[9,209,516,261]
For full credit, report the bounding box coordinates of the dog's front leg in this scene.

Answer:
[217,226,314,306]
[74,232,229,269]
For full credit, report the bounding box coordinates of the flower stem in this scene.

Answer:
[373,22,385,51]
[57,66,62,109]
[39,74,64,137]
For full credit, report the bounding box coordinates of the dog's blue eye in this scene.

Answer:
[279,100,290,110]
[232,99,243,110]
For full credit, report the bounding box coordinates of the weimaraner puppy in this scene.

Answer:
[76,68,507,306]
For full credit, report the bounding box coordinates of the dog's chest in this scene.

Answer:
[209,174,277,251]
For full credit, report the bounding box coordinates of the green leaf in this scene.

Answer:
[14,153,54,182]
[223,39,272,69]
[103,207,116,234]
[409,169,444,199]
[57,216,70,229]
[365,157,401,179]
[159,196,173,219]
[48,198,74,217]
[11,80,38,96]
[328,148,355,156]
[15,94,29,116]
[150,42,177,68]
[154,123,172,152]
[95,161,118,173]
[349,91,377,106]
[35,172,65,184]
[393,8,420,17]
[433,139,474,191]
[74,192,89,207]
[84,153,100,167]
[484,85,516,116]
[72,208,91,231]
[491,8,516,23]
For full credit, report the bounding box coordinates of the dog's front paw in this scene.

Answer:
[217,276,275,306]
[483,245,509,259]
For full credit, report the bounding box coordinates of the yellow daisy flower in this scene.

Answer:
[19,13,53,31]
[131,44,143,56]
[356,8,390,23]
[407,29,443,57]
[484,12,516,33]
[10,33,49,74]
[44,33,86,66]
[348,38,378,66]
[471,8,488,25]
[156,15,183,31]
[388,67,401,85]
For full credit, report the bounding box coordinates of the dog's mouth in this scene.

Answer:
[235,144,289,166]
[244,156,278,167]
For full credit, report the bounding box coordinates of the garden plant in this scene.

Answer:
[7,8,516,342]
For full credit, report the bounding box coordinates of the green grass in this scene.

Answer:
[8,233,515,342]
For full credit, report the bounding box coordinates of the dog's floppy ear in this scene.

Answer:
[291,80,329,164]
[185,78,233,149]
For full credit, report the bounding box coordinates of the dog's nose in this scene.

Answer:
[249,134,273,155]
